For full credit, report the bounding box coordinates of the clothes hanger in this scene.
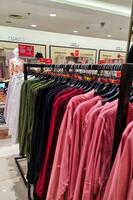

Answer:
[95,64,116,96]
[102,88,119,104]
[101,84,119,98]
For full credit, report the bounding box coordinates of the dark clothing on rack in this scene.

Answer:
[37,88,83,199]
[28,84,73,184]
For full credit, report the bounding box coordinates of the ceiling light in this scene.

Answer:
[49,13,56,17]
[107,35,112,38]
[31,24,37,27]
[8,14,24,19]
[5,21,12,24]
[50,0,131,17]
[73,30,78,33]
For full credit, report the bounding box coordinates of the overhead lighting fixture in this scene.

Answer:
[49,0,131,17]
[8,14,24,19]
[31,24,37,27]
[73,30,78,33]
[49,13,56,17]
[107,35,112,38]
[5,21,12,24]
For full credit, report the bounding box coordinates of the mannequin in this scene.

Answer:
[9,48,24,76]
[5,48,24,143]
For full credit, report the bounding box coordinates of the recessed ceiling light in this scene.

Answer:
[73,30,79,33]
[107,35,112,38]
[31,24,37,27]
[49,13,56,17]
[8,14,24,19]
[5,21,12,24]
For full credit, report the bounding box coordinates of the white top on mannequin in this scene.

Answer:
[9,48,24,76]
[13,48,19,59]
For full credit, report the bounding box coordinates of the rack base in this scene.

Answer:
[15,156,32,200]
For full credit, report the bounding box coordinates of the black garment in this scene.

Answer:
[36,86,69,175]
[27,84,54,183]
[35,52,43,58]
[127,44,133,63]
[28,83,68,184]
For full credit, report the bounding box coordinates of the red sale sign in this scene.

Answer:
[18,44,34,57]
[74,50,80,57]
[39,58,52,64]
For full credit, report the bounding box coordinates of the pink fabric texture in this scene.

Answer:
[73,100,117,200]
[57,96,101,200]
[46,90,94,200]
[103,121,133,200]
[73,101,104,200]
[82,104,118,200]
[68,96,101,200]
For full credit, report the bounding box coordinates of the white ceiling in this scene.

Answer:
[0,0,132,41]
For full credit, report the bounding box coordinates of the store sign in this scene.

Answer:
[74,50,80,57]
[18,44,34,57]
[116,47,122,51]
[8,36,25,42]
[39,58,52,64]
[71,42,79,48]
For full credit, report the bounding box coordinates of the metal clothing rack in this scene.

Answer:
[15,63,132,200]
[111,63,133,163]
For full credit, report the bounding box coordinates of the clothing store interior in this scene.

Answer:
[0,0,133,199]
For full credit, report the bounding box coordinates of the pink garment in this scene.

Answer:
[73,101,104,200]
[82,104,118,200]
[82,103,133,200]
[46,90,94,200]
[56,96,101,200]
[103,121,133,200]
[73,100,118,200]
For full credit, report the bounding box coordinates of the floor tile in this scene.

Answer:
[0,139,28,200]
[0,139,19,157]
[0,177,28,200]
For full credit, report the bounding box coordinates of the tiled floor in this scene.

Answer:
[0,138,28,200]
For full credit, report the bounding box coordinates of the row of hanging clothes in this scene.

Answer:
[6,63,133,200]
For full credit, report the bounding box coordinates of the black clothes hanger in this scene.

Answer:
[83,81,95,92]
[101,84,119,99]
[81,80,91,90]
[74,79,84,88]
[102,88,119,104]
[129,86,133,102]
[65,78,78,87]
[84,81,98,92]
[95,82,105,91]
[95,83,113,95]
[130,95,133,102]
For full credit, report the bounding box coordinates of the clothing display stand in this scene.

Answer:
[111,63,133,163]
[14,63,132,200]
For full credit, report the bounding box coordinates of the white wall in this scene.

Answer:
[0,26,127,60]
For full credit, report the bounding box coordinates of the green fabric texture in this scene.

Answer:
[18,79,38,145]
[18,79,53,159]
[26,81,53,159]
